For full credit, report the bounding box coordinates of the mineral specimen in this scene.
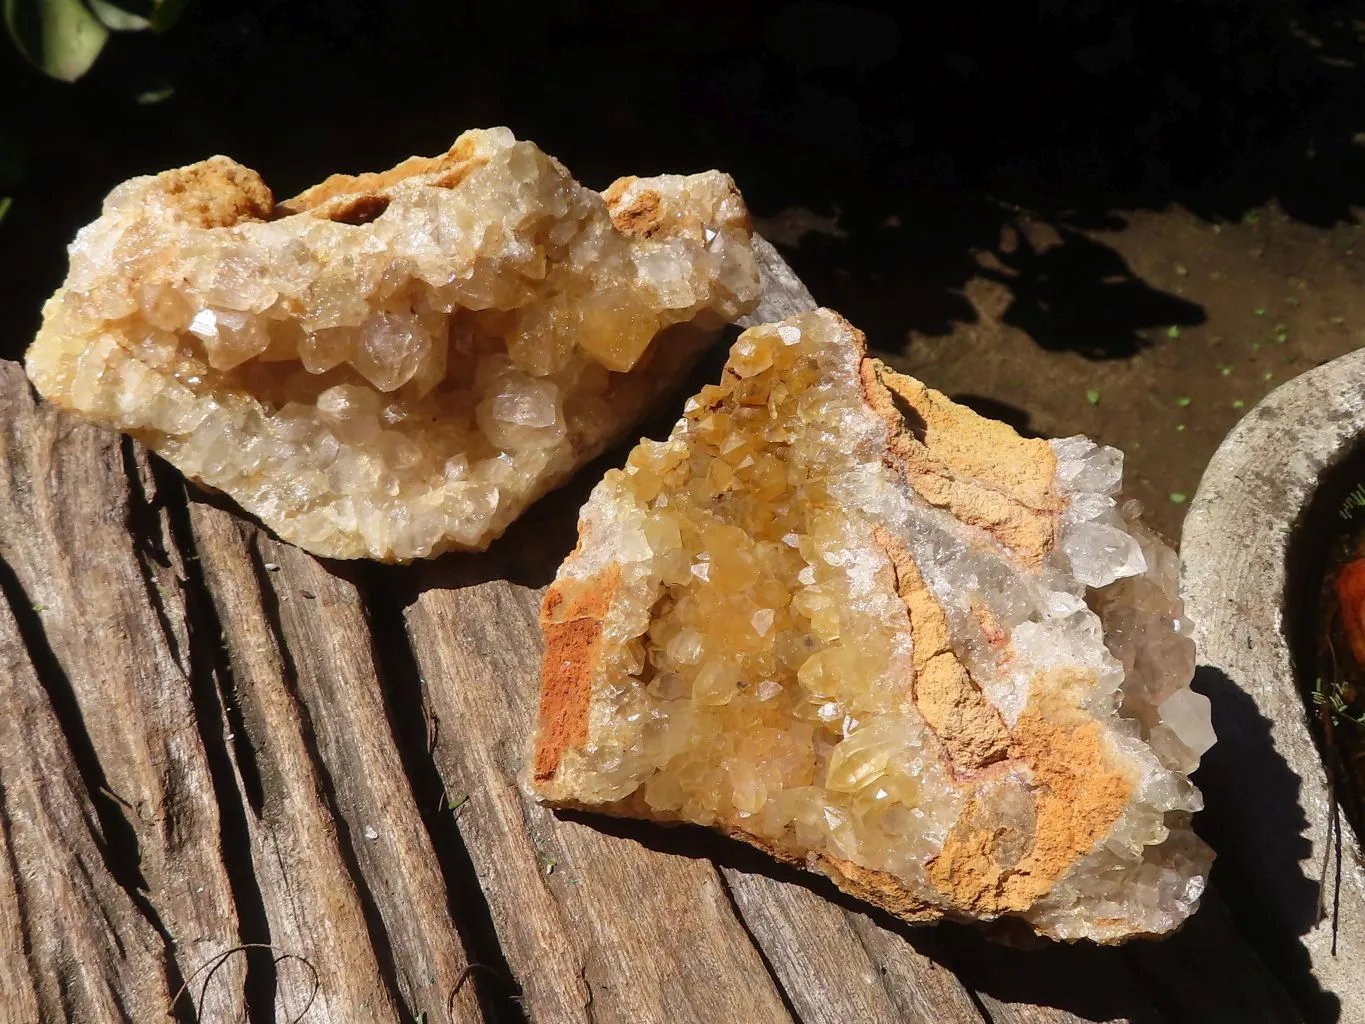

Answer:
[24,128,759,560]
[531,309,1214,942]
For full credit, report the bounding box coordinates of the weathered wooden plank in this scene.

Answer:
[976,987,1145,1024]
[187,505,399,1023]
[0,596,168,1023]
[190,500,489,1024]
[720,868,988,1023]
[0,235,1320,1024]
[404,564,797,1024]
[0,360,246,1021]
[196,512,486,1022]
[0,818,42,1024]
[846,911,997,1023]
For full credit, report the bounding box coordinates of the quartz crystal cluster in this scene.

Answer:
[531,309,1215,942]
[24,128,759,560]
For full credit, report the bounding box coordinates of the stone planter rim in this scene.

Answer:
[1181,345,1365,1023]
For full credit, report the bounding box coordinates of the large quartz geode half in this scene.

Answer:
[25,128,759,560]
[531,310,1215,943]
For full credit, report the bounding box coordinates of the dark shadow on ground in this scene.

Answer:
[981,227,1208,359]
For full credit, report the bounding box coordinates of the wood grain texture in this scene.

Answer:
[0,237,1311,1024]
[720,868,988,1024]
[0,361,244,1022]
[0,595,168,1023]
[404,566,795,1024]
[190,501,485,1024]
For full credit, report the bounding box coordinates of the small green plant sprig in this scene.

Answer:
[1313,675,1365,729]
[1340,482,1365,522]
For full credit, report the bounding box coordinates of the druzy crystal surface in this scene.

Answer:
[24,128,759,560]
[531,310,1214,942]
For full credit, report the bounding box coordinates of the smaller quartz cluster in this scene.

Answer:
[25,128,759,560]
[532,309,1214,943]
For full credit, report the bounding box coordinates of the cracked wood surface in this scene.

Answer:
[0,239,1306,1023]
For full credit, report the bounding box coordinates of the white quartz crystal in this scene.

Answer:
[532,309,1214,944]
[25,128,760,560]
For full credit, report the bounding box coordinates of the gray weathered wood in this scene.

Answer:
[190,502,483,1023]
[844,913,995,1023]
[0,596,168,1023]
[0,364,245,1022]
[0,237,1314,1024]
[404,566,796,1024]
[720,869,988,1023]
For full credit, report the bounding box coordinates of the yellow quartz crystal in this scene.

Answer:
[25,128,759,560]
[532,309,1213,943]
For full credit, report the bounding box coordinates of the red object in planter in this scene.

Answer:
[1334,559,1365,668]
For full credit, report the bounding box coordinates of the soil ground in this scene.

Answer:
[883,202,1365,540]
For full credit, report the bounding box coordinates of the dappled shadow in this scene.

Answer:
[775,198,1209,360]
[3,2,1364,366]
[982,227,1207,359]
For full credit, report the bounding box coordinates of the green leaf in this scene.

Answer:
[1085,388,1100,406]
[1166,324,1180,339]
[5,0,109,80]
[87,0,147,30]
[1169,492,1188,505]
[1175,396,1192,408]
[0,196,11,224]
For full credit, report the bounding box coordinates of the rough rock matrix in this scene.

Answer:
[24,128,759,560]
[531,309,1214,942]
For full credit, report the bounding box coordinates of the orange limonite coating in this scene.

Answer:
[532,309,1214,943]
